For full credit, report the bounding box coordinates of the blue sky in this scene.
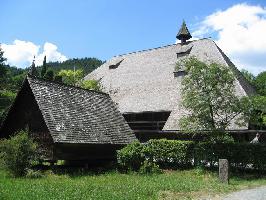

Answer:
[1,0,266,74]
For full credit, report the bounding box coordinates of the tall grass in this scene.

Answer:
[0,169,266,200]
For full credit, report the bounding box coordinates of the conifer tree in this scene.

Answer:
[0,45,7,82]
[41,56,47,77]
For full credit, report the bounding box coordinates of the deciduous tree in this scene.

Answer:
[178,57,244,132]
[254,71,266,96]
[80,79,101,91]
[58,69,84,86]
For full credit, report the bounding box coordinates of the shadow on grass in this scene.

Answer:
[30,161,266,180]
[32,160,118,177]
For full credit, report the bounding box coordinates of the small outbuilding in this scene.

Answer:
[0,75,136,162]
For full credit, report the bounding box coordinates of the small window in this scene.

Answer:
[174,71,187,77]
[176,46,192,59]
[109,59,124,69]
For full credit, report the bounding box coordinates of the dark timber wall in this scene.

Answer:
[54,143,124,161]
[0,81,54,160]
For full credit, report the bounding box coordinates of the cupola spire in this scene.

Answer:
[176,20,192,44]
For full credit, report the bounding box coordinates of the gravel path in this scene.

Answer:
[222,186,266,200]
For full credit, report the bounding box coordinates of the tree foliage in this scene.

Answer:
[41,56,47,78]
[58,69,84,86]
[254,71,266,96]
[43,57,103,74]
[80,79,102,91]
[0,45,7,88]
[242,95,266,130]
[241,69,255,85]
[44,69,54,81]
[179,57,244,132]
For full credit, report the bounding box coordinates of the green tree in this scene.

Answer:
[46,57,103,74]
[0,45,7,88]
[242,95,266,130]
[0,90,16,124]
[58,69,84,86]
[41,56,47,78]
[178,57,244,132]
[254,71,266,96]
[241,69,255,85]
[80,79,102,91]
[54,75,63,83]
[0,44,6,64]
[44,69,54,81]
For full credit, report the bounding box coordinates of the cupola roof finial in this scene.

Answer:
[176,20,192,44]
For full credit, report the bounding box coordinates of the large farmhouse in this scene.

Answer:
[0,75,136,161]
[84,22,255,140]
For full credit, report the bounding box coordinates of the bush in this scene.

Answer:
[144,139,194,169]
[117,140,194,171]
[139,160,161,174]
[195,142,266,171]
[0,130,37,177]
[117,141,145,171]
[118,139,266,172]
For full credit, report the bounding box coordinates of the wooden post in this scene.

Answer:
[219,159,229,184]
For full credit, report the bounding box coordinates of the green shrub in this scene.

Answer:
[144,139,194,169]
[195,142,266,171]
[139,160,161,174]
[117,140,195,171]
[118,139,266,172]
[0,130,37,177]
[117,141,145,171]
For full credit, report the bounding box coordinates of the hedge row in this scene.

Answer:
[117,139,266,171]
[195,142,266,170]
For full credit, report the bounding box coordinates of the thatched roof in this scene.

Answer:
[84,38,255,130]
[1,75,136,144]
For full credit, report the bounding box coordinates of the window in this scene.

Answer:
[109,59,124,69]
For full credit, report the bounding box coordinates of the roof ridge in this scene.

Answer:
[27,75,109,96]
[113,43,176,58]
[113,38,211,58]
[212,42,256,95]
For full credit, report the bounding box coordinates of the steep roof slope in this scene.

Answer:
[85,39,255,130]
[24,76,135,144]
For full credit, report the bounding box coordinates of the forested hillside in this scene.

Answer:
[44,57,104,75]
[0,46,103,124]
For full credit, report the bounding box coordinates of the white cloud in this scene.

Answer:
[35,42,67,66]
[193,3,266,75]
[2,40,67,68]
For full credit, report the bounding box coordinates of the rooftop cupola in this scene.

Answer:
[176,20,192,44]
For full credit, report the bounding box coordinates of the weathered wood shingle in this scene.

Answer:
[27,76,136,144]
[84,38,256,131]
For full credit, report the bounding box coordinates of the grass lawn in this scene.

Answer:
[0,168,266,200]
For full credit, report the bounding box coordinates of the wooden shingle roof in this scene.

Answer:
[85,38,256,131]
[26,75,136,144]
